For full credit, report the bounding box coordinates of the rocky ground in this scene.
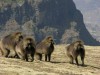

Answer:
[0,45,100,75]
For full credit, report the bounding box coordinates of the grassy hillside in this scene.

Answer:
[0,0,24,8]
[0,0,24,3]
[0,0,24,7]
[0,45,100,75]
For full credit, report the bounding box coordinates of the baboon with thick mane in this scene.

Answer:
[66,40,85,66]
[0,32,23,58]
[36,36,54,62]
[15,37,36,62]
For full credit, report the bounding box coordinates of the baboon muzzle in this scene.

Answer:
[27,43,33,48]
[19,36,23,41]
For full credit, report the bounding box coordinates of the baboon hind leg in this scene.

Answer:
[36,53,42,61]
[17,52,25,60]
[1,48,9,57]
[68,55,74,64]
[8,49,16,58]
[37,54,42,61]
[14,54,20,59]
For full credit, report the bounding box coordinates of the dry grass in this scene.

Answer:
[0,44,100,75]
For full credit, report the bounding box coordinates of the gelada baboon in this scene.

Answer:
[66,40,85,66]
[15,37,36,62]
[0,32,23,58]
[36,36,54,62]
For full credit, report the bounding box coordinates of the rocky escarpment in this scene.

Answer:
[0,0,99,45]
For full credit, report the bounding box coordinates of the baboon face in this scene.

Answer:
[15,32,23,42]
[46,36,54,44]
[73,41,84,50]
[24,38,35,48]
[25,41,35,53]
[18,35,23,42]
[77,43,84,50]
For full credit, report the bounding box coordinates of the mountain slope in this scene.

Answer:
[0,0,99,45]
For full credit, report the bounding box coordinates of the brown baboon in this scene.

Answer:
[15,37,36,62]
[66,40,85,66]
[0,32,23,58]
[36,36,54,62]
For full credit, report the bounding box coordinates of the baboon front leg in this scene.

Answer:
[81,56,85,66]
[39,54,42,61]
[14,54,20,59]
[48,54,51,62]
[1,48,9,57]
[31,53,35,62]
[45,55,47,61]
[75,57,79,66]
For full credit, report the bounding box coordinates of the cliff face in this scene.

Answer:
[0,0,99,45]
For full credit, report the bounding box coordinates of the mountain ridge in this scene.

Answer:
[0,0,99,45]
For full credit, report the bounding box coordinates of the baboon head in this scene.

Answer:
[12,32,23,43]
[77,43,84,50]
[43,36,54,45]
[74,40,84,50]
[23,37,35,49]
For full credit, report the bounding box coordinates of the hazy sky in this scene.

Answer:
[73,0,100,25]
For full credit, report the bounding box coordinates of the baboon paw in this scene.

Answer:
[8,56,14,58]
[76,64,79,66]
[81,64,85,67]
[30,59,34,62]
[70,62,74,64]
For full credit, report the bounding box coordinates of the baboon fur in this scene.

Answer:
[0,32,23,58]
[15,37,36,62]
[36,36,54,62]
[66,40,85,66]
